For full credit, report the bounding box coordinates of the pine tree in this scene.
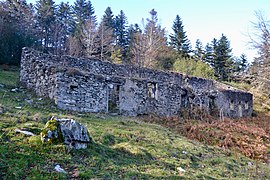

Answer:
[128,24,143,66]
[72,0,95,34]
[239,54,248,71]
[69,0,97,57]
[214,34,233,81]
[169,15,192,57]
[233,54,248,73]
[103,7,114,30]
[114,10,128,62]
[96,7,115,60]
[203,43,213,64]
[194,39,204,60]
[210,38,218,68]
[53,2,72,55]
[0,0,37,64]
[35,0,56,50]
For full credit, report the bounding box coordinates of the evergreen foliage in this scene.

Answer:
[35,0,56,49]
[214,34,233,81]
[97,7,114,60]
[114,10,128,62]
[239,54,248,71]
[194,39,204,60]
[72,0,95,33]
[233,54,249,73]
[203,34,233,81]
[0,0,37,65]
[0,0,244,83]
[69,0,97,57]
[126,23,142,64]
[169,15,192,58]
[53,2,72,55]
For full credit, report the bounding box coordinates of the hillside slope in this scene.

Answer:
[0,67,269,179]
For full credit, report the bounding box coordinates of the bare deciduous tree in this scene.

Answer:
[67,35,82,57]
[130,30,147,67]
[81,18,98,58]
[130,9,167,68]
[97,20,114,60]
[249,11,270,64]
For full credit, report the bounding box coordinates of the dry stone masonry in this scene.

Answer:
[20,48,253,118]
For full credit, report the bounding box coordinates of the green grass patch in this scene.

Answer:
[0,67,19,87]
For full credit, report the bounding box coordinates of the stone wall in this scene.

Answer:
[20,48,60,100]
[20,47,253,118]
[215,90,253,118]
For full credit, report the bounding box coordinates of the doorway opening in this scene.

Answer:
[107,84,121,113]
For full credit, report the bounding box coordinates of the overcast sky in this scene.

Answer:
[27,0,270,62]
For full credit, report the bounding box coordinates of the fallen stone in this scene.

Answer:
[54,164,67,174]
[182,150,187,154]
[41,117,92,149]
[0,84,4,88]
[15,129,35,136]
[11,88,18,92]
[25,99,33,105]
[177,167,186,173]
[247,162,253,167]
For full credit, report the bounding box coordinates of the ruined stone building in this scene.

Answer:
[20,48,253,118]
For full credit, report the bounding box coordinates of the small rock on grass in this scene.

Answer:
[177,167,186,173]
[54,165,67,174]
[15,129,35,136]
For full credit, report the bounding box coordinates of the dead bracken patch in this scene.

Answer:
[143,114,270,163]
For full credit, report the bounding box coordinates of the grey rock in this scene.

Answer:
[54,164,67,174]
[58,118,91,149]
[41,117,92,149]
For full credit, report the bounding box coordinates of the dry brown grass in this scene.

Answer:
[143,114,270,163]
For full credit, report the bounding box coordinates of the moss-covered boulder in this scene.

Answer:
[41,117,92,149]
[41,118,62,144]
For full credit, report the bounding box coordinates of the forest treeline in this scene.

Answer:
[0,0,251,81]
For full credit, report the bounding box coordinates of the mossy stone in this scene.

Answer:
[40,119,63,144]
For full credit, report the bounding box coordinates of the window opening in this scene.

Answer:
[70,84,78,91]
[244,101,249,110]
[229,100,234,110]
[209,96,215,110]
[181,94,188,108]
[147,82,158,100]
[238,102,243,117]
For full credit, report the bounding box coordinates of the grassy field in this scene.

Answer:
[0,67,269,179]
